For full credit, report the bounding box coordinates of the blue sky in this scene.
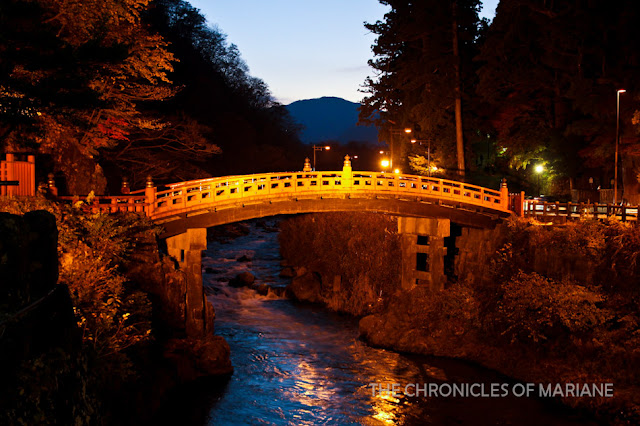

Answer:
[188,1,499,105]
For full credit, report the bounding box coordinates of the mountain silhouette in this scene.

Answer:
[286,97,378,145]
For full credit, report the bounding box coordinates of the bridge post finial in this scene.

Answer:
[145,175,156,216]
[121,177,130,194]
[303,157,312,172]
[500,178,509,210]
[342,155,353,188]
[47,173,58,197]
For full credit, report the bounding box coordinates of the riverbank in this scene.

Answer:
[0,196,231,425]
[279,213,640,424]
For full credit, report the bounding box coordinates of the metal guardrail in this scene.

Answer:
[523,200,639,221]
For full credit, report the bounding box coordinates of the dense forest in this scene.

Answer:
[0,0,305,194]
[3,0,640,198]
[361,0,640,200]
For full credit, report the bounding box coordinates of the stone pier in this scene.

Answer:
[165,228,214,338]
[398,217,450,291]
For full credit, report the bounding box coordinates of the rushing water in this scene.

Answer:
[194,219,594,426]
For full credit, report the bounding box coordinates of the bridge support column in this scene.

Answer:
[166,228,213,338]
[398,217,450,291]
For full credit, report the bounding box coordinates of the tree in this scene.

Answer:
[360,0,485,178]
[0,0,180,193]
[476,0,640,199]
[144,0,306,178]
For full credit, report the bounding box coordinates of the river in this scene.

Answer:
[179,219,595,425]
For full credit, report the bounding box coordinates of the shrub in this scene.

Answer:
[0,196,155,375]
[280,212,401,304]
[490,271,610,347]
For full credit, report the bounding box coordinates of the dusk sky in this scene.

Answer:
[188,1,499,105]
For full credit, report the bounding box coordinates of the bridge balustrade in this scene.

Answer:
[57,195,148,214]
[45,157,510,221]
[148,166,508,221]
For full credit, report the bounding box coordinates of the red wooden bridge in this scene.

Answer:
[57,156,513,236]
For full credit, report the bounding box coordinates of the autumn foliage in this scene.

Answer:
[0,196,156,389]
[1,0,303,193]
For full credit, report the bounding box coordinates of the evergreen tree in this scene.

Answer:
[476,0,640,199]
[360,0,485,178]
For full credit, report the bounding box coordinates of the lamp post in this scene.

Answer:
[535,164,544,197]
[614,89,626,204]
[312,145,330,171]
[379,150,391,171]
[389,127,412,170]
[411,138,432,176]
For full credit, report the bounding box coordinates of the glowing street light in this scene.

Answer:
[388,127,412,170]
[394,168,400,174]
[535,163,544,197]
[312,145,330,171]
[379,149,392,170]
[614,89,626,204]
[411,138,433,177]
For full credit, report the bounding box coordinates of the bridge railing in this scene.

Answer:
[148,164,509,220]
[47,157,511,220]
[56,195,149,214]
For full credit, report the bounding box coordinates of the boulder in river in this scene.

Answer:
[251,283,270,296]
[279,267,295,278]
[237,255,252,262]
[229,272,255,288]
[288,271,323,303]
[164,336,233,380]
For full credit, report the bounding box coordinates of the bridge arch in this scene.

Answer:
[59,158,513,338]
[147,156,510,238]
[158,195,506,238]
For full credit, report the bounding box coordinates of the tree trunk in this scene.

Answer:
[452,1,465,179]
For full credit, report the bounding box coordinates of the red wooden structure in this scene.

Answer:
[0,153,35,196]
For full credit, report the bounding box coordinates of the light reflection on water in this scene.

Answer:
[202,220,593,426]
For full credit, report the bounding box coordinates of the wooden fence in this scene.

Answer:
[1,154,35,196]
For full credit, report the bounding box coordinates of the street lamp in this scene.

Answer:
[411,138,433,177]
[614,89,626,204]
[389,127,412,170]
[379,150,391,170]
[535,164,544,197]
[313,145,330,171]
